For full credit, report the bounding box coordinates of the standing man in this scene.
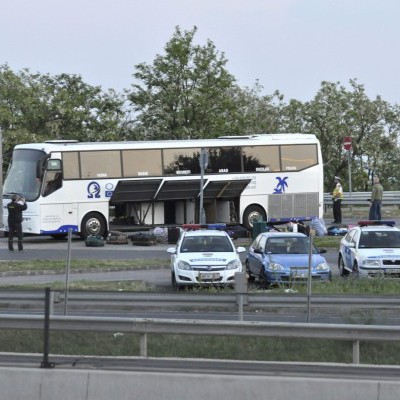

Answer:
[369,176,383,220]
[332,176,343,224]
[7,194,27,252]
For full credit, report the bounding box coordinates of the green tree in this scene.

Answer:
[0,64,126,157]
[228,81,287,134]
[292,80,400,191]
[128,26,237,140]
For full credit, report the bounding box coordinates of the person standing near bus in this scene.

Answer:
[332,176,343,224]
[7,194,27,252]
[369,176,383,220]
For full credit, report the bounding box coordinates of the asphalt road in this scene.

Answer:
[0,232,340,287]
[5,210,398,285]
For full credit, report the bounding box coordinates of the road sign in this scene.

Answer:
[199,148,208,169]
[343,136,352,151]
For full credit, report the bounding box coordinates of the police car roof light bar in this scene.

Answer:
[358,220,396,227]
[182,223,227,231]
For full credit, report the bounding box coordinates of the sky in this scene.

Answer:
[1,0,399,104]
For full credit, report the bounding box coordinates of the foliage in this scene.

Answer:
[1,27,400,193]
[128,26,237,140]
[291,80,400,191]
[226,82,288,134]
[0,64,126,157]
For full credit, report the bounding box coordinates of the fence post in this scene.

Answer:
[352,340,360,364]
[40,287,55,368]
[235,272,248,321]
[140,333,148,357]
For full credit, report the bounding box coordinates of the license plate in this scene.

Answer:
[200,273,220,280]
[387,269,400,274]
[291,271,307,278]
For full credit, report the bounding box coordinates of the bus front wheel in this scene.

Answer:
[243,205,266,231]
[81,212,107,239]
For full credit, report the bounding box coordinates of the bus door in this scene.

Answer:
[40,203,78,235]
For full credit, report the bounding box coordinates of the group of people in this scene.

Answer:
[331,176,383,224]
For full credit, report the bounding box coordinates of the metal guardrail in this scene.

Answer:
[2,289,400,364]
[3,290,400,310]
[0,313,399,364]
[323,191,400,207]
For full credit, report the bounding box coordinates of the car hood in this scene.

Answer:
[178,252,236,265]
[357,248,400,259]
[267,254,327,268]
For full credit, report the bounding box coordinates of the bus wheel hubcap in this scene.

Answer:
[86,218,100,235]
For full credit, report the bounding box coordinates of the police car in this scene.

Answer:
[338,221,400,277]
[167,227,246,289]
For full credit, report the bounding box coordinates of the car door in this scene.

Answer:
[251,235,267,278]
[343,230,359,269]
[247,236,260,274]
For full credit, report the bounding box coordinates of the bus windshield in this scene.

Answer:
[3,149,45,201]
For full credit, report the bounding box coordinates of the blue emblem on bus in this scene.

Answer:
[105,182,114,198]
[87,181,101,198]
[273,176,289,194]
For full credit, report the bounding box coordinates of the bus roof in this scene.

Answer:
[14,134,319,153]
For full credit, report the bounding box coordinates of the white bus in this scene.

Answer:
[2,134,323,238]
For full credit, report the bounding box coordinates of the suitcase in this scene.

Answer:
[107,232,129,245]
[130,233,157,246]
[85,235,105,247]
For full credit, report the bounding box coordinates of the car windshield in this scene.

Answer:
[359,231,400,248]
[180,236,233,253]
[265,237,317,254]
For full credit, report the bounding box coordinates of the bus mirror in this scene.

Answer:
[36,160,44,179]
[46,159,62,171]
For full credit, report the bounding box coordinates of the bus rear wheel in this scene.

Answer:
[243,205,266,231]
[81,212,107,239]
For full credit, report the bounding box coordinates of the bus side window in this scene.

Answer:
[43,173,62,197]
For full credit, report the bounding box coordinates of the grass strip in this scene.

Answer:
[1,330,400,365]
[0,259,168,273]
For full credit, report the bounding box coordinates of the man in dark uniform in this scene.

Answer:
[7,194,27,252]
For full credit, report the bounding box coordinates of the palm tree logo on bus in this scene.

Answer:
[273,176,289,193]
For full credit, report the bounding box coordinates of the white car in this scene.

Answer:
[338,221,400,277]
[167,229,246,289]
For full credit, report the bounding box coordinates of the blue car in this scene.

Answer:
[246,232,331,287]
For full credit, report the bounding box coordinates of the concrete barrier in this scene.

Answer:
[0,367,399,400]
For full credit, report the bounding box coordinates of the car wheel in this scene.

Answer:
[171,271,185,291]
[352,262,359,277]
[338,255,349,277]
[259,269,270,289]
[171,271,177,288]
[246,260,255,282]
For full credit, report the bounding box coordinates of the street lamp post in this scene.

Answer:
[0,128,3,231]
[343,136,353,211]
[199,149,208,224]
